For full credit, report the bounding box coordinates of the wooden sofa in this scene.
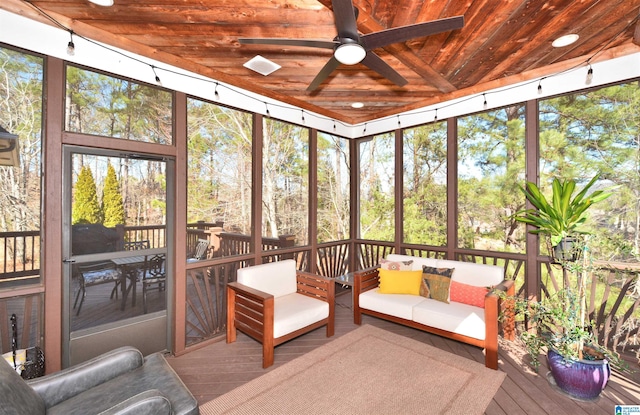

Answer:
[353,254,515,369]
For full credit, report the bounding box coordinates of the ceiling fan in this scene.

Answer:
[239,0,464,91]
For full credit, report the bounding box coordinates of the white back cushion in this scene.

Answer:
[237,259,297,298]
[436,259,504,287]
[385,254,438,271]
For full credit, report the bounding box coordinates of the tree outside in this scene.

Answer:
[102,162,125,227]
[72,165,102,225]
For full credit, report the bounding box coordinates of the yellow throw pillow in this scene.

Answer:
[378,268,423,295]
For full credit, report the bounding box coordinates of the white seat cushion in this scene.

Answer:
[412,299,486,340]
[237,259,297,298]
[359,289,426,321]
[273,293,329,339]
[82,268,121,284]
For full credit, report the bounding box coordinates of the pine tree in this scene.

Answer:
[102,162,126,227]
[72,165,102,225]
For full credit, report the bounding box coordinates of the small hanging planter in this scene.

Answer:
[552,236,582,263]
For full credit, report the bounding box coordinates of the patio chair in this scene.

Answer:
[187,239,210,263]
[73,261,122,316]
[120,240,151,308]
[142,254,166,314]
[226,259,335,368]
[124,240,150,251]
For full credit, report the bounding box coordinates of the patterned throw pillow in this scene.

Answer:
[378,268,423,295]
[379,258,414,271]
[420,266,454,303]
[450,281,490,308]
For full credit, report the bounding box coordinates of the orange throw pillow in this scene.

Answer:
[449,281,490,308]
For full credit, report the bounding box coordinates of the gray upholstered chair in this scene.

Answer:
[0,346,199,415]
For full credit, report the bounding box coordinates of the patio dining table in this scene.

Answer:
[111,255,147,310]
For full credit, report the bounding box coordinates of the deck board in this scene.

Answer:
[167,291,640,414]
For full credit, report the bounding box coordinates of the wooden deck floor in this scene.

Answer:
[167,291,640,414]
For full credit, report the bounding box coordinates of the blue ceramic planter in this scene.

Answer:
[547,348,610,401]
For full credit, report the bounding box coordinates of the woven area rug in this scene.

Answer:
[200,324,505,415]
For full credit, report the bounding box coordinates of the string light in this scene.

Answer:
[214,82,220,100]
[265,103,270,117]
[483,93,488,109]
[151,65,161,85]
[28,2,627,137]
[586,65,593,85]
[301,110,305,124]
[66,31,75,56]
[434,109,438,122]
[363,123,367,134]
[397,115,401,127]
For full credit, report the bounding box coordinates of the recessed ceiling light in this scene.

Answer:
[243,55,281,76]
[351,102,364,108]
[88,0,114,6]
[552,34,579,48]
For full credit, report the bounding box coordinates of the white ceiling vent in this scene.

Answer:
[243,55,281,76]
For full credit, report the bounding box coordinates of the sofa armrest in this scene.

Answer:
[27,346,144,408]
[296,271,335,303]
[352,267,379,294]
[227,281,275,343]
[227,281,273,302]
[353,267,380,325]
[485,279,516,342]
[490,279,515,296]
[97,390,172,415]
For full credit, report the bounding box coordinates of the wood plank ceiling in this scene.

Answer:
[3,0,640,124]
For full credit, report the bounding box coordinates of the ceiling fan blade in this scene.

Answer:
[307,57,341,91]
[239,38,338,50]
[361,52,407,87]
[331,0,359,40]
[361,16,464,50]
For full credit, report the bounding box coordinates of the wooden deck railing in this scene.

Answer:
[0,231,40,282]
[118,224,166,250]
[216,232,296,257]
[2,229,638,359]
[542,260,640,355]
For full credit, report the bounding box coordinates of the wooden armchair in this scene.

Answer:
[226,259,335,368]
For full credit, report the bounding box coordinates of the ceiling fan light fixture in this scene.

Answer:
[552,34,579,48]
[334,43,366,65]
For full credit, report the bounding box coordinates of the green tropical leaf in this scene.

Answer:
[512,173,615,247]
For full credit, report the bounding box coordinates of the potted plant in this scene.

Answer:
[507,245,627,401]
[508,174,625,401]
[512,174,613,262]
